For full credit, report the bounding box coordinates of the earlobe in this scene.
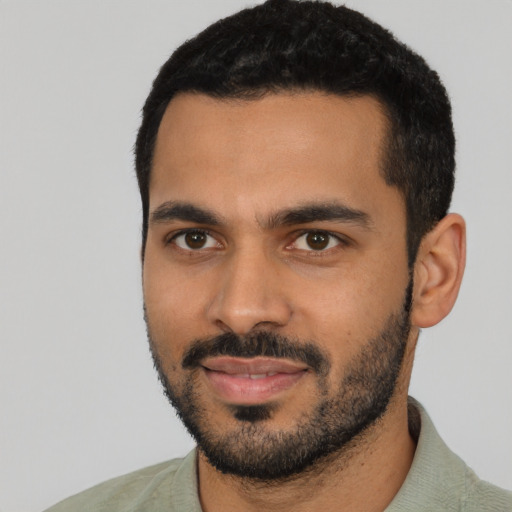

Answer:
[411,213,466,328]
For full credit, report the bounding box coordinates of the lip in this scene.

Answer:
[201,356,308,405]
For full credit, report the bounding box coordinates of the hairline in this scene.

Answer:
[142,87,413,262]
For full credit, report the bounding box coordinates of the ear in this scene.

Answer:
[411,213,466,328]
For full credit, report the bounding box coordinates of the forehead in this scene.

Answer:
[150,92,402,225]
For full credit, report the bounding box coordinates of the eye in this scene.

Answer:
[171,230,220,250]
[292,231,342,252]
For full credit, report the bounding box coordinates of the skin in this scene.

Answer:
[143,92,466,512]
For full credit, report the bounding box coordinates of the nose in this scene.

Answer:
[206,248,293,335]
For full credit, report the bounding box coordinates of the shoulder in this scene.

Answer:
[43,450,199,512]
[462,468,512,512]
[387,399,512,511]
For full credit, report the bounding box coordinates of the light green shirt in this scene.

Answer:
[45,399,512,511]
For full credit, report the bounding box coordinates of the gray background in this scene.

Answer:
[1,1,511,510]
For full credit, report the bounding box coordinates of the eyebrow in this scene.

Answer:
[265,202,372,230]
[149,200,372,230]
[150,201,222,226]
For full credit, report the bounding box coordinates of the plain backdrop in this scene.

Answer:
[1,1,511,510]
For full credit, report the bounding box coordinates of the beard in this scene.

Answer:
[146,280,412,481]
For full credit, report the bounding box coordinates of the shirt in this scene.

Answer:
[44,398,512,511]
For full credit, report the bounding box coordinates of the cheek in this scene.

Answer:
[143,253,223,368]
[144,245,197,312]
[143,261,195,362]
[290,262,408,358]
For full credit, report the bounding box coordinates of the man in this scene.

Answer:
[45,0,512,510]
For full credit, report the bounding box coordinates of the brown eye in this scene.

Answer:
[291,231,341,252]
[185,231,207,249]
[305,232,330,250]
[172,230,219,250]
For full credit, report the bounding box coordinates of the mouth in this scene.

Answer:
[200,356,309,405]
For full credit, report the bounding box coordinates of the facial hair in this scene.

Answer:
[147,280,412,481]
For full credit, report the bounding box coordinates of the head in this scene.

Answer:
[135,0,456,267]
[138,0,465,482]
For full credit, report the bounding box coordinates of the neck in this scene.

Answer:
[197,395,416,512]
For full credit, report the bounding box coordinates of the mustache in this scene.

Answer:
[182,331,330,376]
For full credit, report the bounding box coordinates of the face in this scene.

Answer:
[143,92,413,479]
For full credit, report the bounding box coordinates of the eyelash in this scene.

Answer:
[165,229,349,254]
[290,230,349,253]
[166,229,219,250]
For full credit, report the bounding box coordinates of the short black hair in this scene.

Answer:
[135,0,455,265]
